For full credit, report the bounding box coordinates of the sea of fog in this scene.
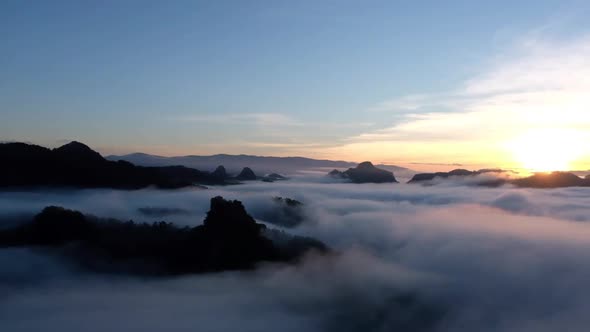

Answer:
[2,173,590,332]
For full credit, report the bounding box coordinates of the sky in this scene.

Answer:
[2,0,590,171]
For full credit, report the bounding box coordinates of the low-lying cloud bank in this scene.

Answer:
[2,175,590,331]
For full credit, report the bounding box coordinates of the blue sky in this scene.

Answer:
[2,0,590,169]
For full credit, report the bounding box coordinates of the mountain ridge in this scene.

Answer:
[0,141,229,189]
[107,152,409,175]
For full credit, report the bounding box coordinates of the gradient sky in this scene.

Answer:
[2,0,590,170]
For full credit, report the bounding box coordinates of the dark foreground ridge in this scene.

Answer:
[329,161,398,183]
[0,141,248,189]
[0,197,327,275]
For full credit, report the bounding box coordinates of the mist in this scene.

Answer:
[2,174,590,331]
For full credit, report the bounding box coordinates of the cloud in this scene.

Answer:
[330,34,590,168]
[2,175,590,331]
[0,248,440,332]
[164,113,379,158]
[177,112,303,127]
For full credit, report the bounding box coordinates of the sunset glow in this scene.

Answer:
[5,2,590,332]
[506,129,584,172]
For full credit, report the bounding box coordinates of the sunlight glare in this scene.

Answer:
[507,129,583,172]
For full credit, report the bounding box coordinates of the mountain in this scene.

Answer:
[0,197,328,275]
[267,173,286,180]
[211,165,228,180]
[512,172,590,188]
[107,152,409,175]
[329,161,398,183]
[408,169,506,186]
[0,141,227,189]
[236,167,257,180]
[53,141,105,164]
[261,173,288,182]
[408,169,590,188]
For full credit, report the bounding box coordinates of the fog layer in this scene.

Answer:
[2,175,590,331]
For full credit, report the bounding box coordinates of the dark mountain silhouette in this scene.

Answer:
[408,169,507,186]
[211,165,228,180]
[0,197,327,275]
[267,173,286,180]
[0,141,231,189]
[53,141,105,164]
[329,169,343,177]
[236,167,257,181]
[261,173,288,182]
[107,152,409,175]
[512,172,590,188]
[329,162,398,183]
[408,169,590,188]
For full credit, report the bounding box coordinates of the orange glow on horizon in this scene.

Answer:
[505,129,585,172]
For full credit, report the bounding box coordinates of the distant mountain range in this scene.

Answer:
[0,141,408,189]
[107,152,409,175]
[4,141,588,189]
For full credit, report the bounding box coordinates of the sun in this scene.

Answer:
[507,129,583,172]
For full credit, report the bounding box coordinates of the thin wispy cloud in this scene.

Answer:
[334,34,590,168]
[177,113,303,127]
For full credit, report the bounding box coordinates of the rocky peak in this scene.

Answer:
[345,161,397,183]
[329,169,343,177]
[203,196,262,232]
[356,161,376,170]
[236,167,257,180]
[211,165,227,179]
